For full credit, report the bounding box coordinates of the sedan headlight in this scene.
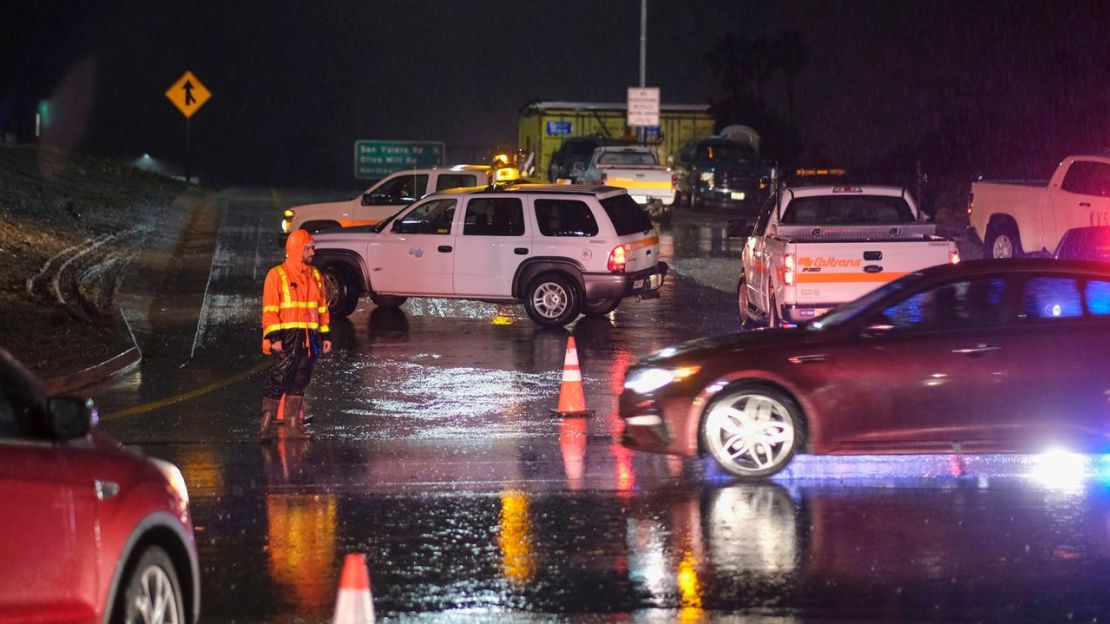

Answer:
[699,171,715,185]
[624,365,701,394]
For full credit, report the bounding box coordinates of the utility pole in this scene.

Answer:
[639,0,647,88]
[638,0,647,143]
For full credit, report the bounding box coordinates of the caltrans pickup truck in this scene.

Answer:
[738,184,959,327]
[969,154,1110,258]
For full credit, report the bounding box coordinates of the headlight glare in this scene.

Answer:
[624,366,701,394]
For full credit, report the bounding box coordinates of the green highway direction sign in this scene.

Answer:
[354,140,445,179]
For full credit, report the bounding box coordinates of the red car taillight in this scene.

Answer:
[608,244,628,273]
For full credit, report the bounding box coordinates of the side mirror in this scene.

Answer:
[391,220,403,233]
[361,193,373,206]
[758,175,771,190]
[47,395,95,439]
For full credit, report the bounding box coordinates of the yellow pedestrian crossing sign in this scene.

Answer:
[165,71,211,118]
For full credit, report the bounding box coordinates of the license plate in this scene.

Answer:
[730,191,746,201]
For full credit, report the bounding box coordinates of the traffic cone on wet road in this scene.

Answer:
[551,337,594,417]
[333,553,375,623]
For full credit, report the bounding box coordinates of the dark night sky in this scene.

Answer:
[3,1,1110,187]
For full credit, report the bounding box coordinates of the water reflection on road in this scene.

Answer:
[88,192,1110,622]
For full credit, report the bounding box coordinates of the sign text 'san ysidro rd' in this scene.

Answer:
[354,141,445,179]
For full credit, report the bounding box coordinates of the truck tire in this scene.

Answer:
[321,266,359,317]
[523,272,581,327]
[370,294,407,308]
[984,222,1024,259]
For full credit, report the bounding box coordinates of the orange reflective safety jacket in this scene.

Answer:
[261,230,330,353]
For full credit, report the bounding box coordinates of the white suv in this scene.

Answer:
[281,165,488,233]
[311,184,668,326]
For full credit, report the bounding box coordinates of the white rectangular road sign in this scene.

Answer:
[627,87,660,127]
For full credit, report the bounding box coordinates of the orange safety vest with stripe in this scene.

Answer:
[261,263,330,353]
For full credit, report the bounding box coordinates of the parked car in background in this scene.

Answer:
[281,165,488,234]
[969,154,1110,258]
[672,136,771,214]
[0,347,200,623]
[622,259,1110,480]
[1055,226,1110,262]
[580,144,676,224]
[546,136,634,183]
[313,182,667,326]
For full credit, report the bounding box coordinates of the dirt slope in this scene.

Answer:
[0,143,195,380]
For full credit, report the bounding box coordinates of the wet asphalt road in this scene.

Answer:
[89,188,1110,623]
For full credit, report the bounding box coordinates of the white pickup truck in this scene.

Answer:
[739,184,959,327]
[969,154,1110,259]
[281,165,487,234]
[580,145,675,223]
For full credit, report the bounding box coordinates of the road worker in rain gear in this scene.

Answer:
[259,229,331,440]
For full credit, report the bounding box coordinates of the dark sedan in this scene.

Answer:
[620,259,1110,479]
[1055,226,1110,262]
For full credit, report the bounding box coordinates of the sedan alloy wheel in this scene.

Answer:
[702,387,802,479]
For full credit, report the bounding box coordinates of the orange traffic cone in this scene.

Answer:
[551,337,594,417]
[333,553,375,624]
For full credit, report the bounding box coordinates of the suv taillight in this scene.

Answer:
[950,250,961,264]
[671,173,677,192]
[608,244,629,273]
[967,191,974,217]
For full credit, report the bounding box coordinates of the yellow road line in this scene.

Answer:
[103,360,270,420]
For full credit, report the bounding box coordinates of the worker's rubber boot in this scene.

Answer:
[284,395,311,439]
[259,397,280,441]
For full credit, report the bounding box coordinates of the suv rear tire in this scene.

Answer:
[524,273,581,327]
